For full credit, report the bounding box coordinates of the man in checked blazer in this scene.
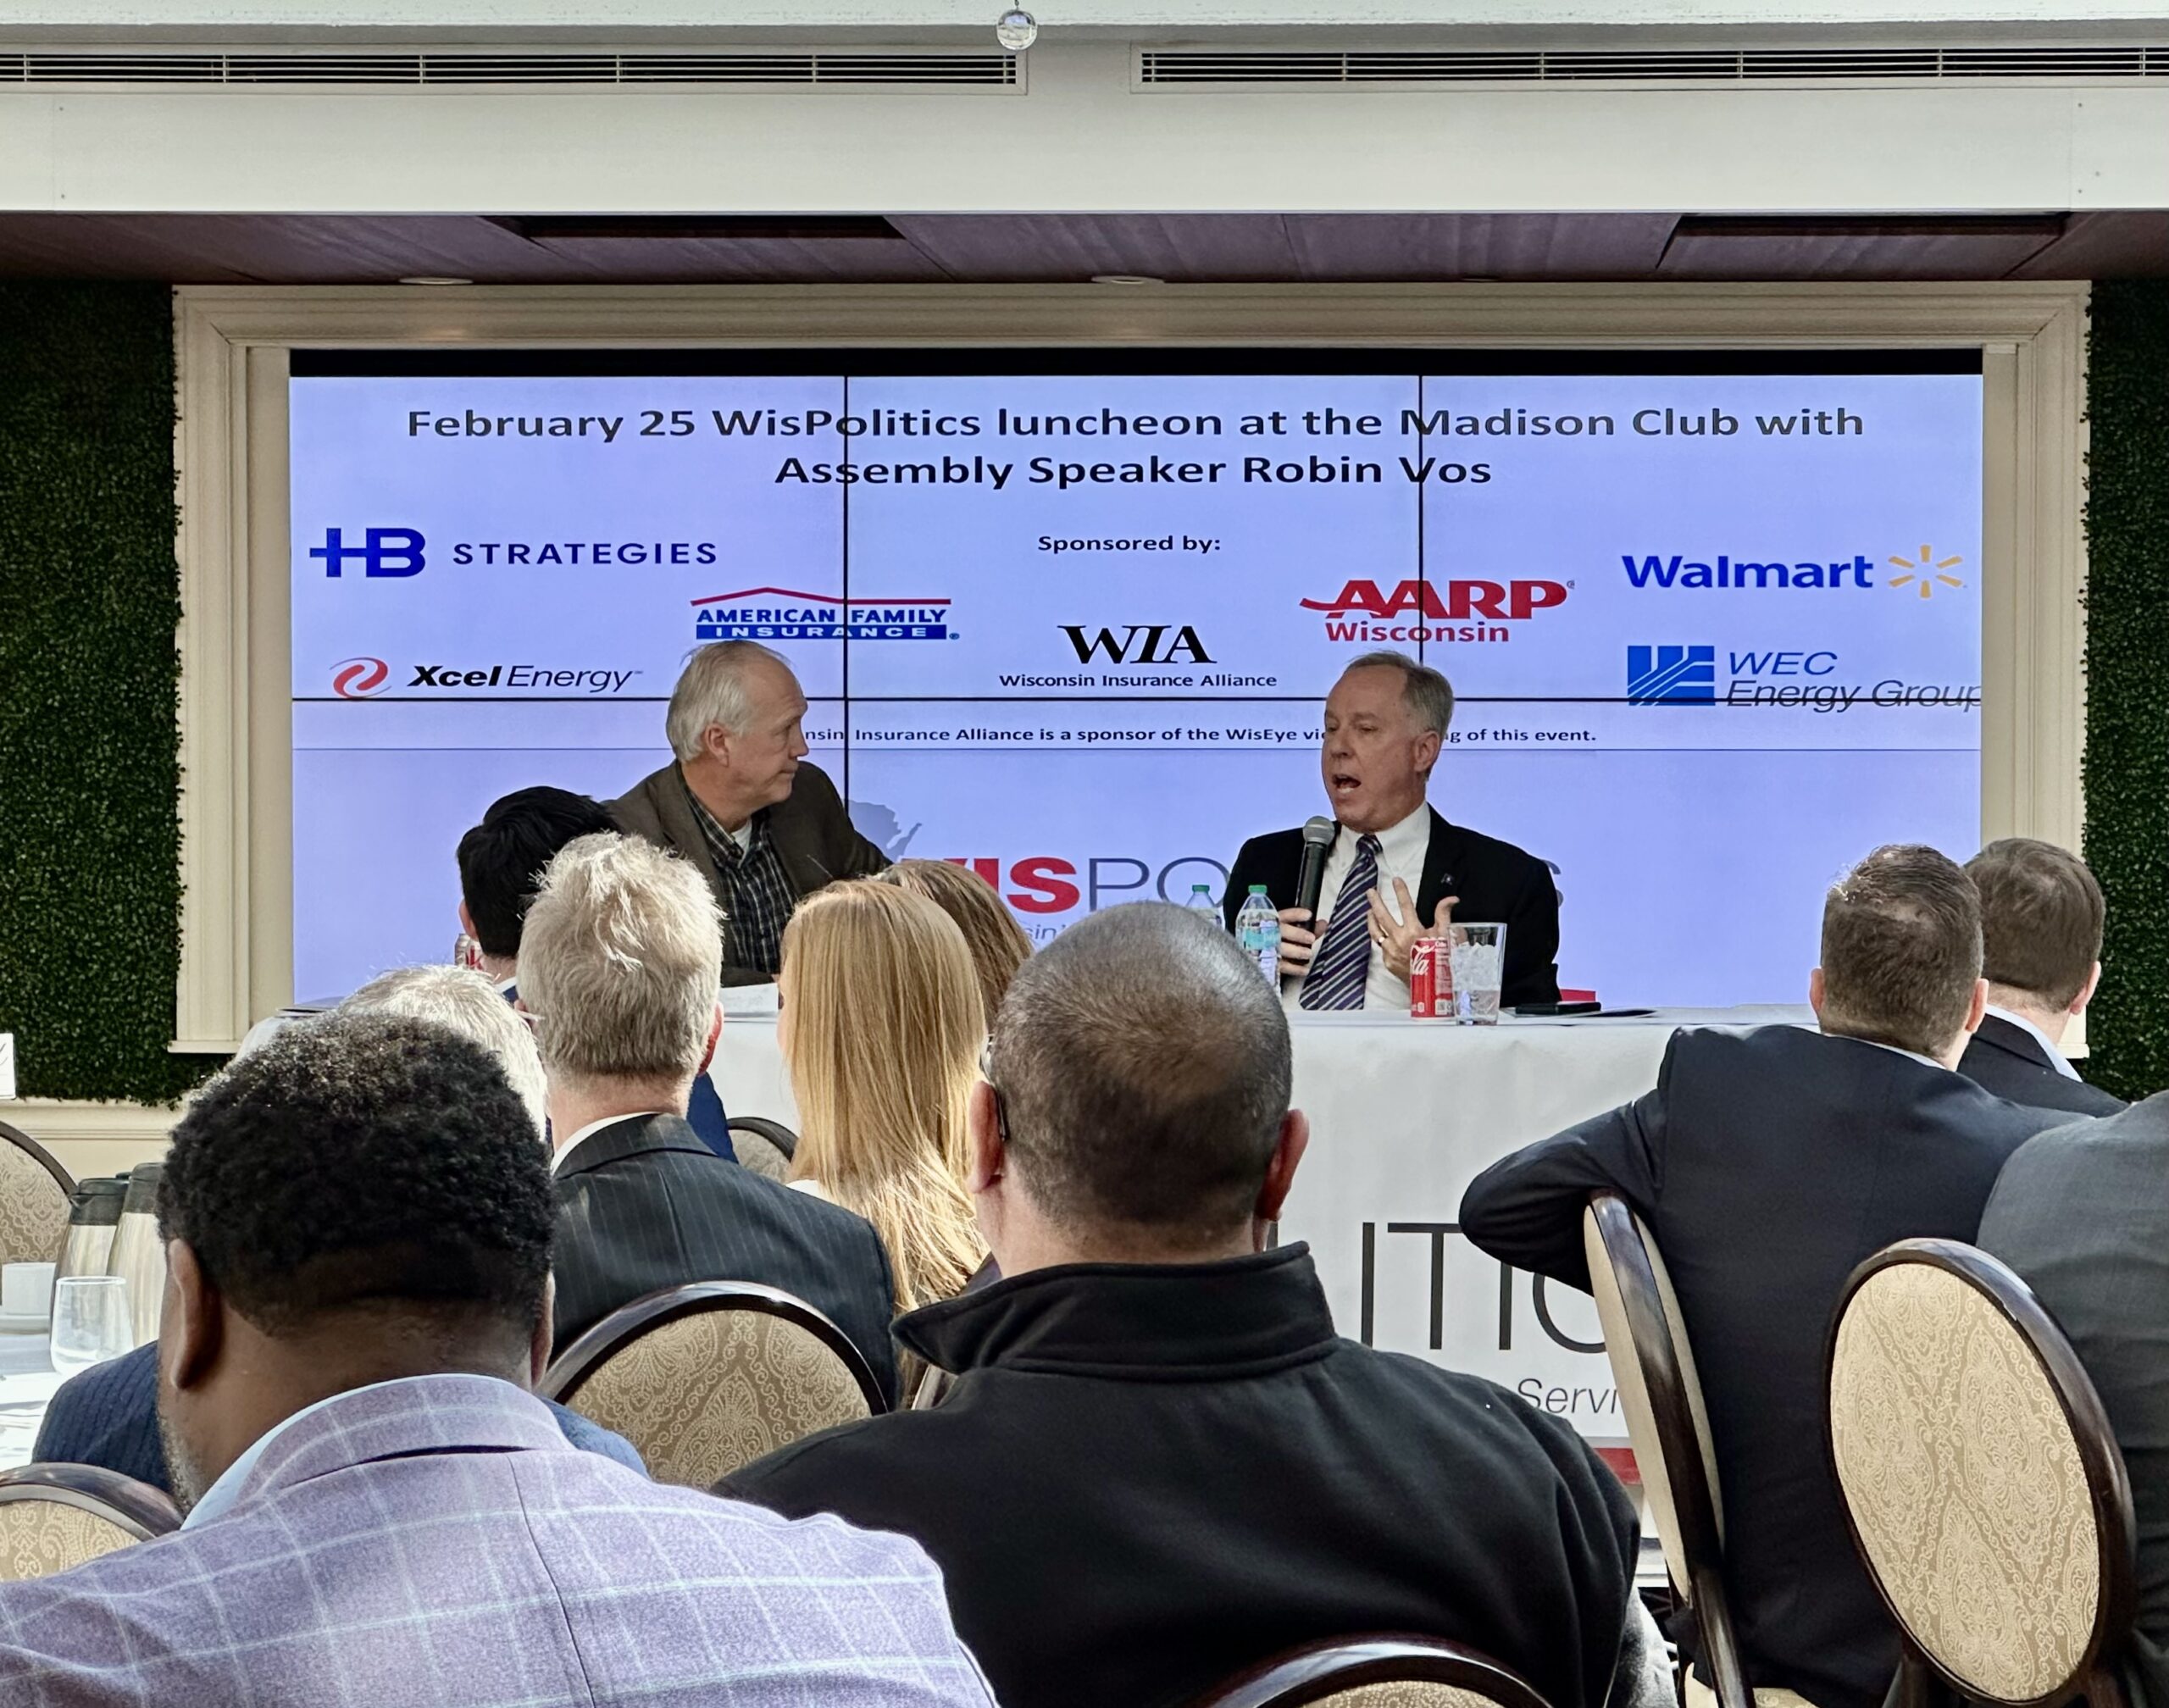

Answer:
[0,1013,989,1707]
[520,830,901,1401]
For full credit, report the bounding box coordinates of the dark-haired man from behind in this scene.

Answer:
[724,902,1647,1708]
[0,1014,991,1707]
[1460,845,2070,1708]
[459,785,735,1157]
[1958,837,2124,1116]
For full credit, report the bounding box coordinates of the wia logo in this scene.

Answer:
[310,527,426,579]
[1061,624,1213,665]
[1626,645,1715,705]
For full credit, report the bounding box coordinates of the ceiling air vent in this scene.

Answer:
[1137,43,2169,86]
[1,48,1020,88]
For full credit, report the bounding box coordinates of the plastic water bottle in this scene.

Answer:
[1184,882,1218,918]
[1234,884,1282,985]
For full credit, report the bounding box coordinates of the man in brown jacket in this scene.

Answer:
[611,641,886,984]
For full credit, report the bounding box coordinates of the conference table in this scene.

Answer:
[715,998,1812,1446]
[0,1334,62,1471]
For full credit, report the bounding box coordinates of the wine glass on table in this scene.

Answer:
[49,1276,132,1378]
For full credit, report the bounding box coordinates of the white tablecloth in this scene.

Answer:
[714,1003,1809,1443]
[0,1334,62,1471]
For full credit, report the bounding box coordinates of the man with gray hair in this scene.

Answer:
[723,902,1645,1708]
[611,641,887,984]
[519,832,899,1398]
[1224,651,1561,1010]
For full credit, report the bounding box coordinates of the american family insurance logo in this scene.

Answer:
[692,589,954,642]
[330,657,391,698]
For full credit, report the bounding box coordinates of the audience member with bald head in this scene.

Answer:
[724,901,1648,1708]
[1462,843,2073,1708]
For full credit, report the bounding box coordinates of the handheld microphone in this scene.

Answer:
[1294,816,1336,927]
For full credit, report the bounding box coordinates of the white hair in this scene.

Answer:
[517,831,722,1089]
[337,964,548,1140]
[665,640,791,763]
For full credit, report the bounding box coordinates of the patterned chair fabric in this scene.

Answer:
[559,1304,874,1488]
[0,1132,70,1272]
[1308,1686,1496,1708]
[1828,1252,2112,1704]
[1195,1636,1552,1708]
[729,1127,792,1184]
[0,1501,141,1581]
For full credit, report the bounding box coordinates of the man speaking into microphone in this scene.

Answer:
[1223,652,1561,1012]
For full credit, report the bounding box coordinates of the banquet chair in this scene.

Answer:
[0,1464,180,1581]
[1191,1635,1554,1708]
[0,1119,73,1271]
[1827,1239,2137,1708]
[1584,1192,1806,1708]
[541,1279,885,1489]
[726,1116,797,1184]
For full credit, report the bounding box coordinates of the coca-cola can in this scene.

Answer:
[1409,936,1439,1018]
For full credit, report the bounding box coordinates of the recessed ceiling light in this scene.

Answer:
[1090,274,1165,286]
[397,275,474,286]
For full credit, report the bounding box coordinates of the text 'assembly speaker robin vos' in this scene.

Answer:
[1223,651,1562,1012]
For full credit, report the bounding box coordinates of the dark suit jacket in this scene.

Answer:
[1223,807,1561,1008]
[31,1341,646,1493]
[551,1112,900,1404]
[1958,1012,2125,1116]
[608,760,887,985]
[723,1246,1638,1708]
[1458,1025,2069,1708]
[1978,1095,2169,1704]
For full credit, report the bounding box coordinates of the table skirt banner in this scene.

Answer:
[713,1004,1806,1444]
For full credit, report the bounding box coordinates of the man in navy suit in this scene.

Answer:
[1461,844,2070,1708]
[1956,837,2124,1116]
[460,785,735,1158]
[1224,652,1560,1012]
[521,832,899,1401]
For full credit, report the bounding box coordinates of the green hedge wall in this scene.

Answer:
[2083,280,2169,1101]
[0,282,205,1104]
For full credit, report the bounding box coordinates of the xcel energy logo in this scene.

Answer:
[330,657,390,699]
[311,527,426,579]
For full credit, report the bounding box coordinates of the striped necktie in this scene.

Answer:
[1299,833,1382,1012]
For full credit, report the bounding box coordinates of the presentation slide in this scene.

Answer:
[289,353,1982,1006]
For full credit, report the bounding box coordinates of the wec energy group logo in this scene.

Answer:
[330,657,390,699]
[692,589,953,642]
[1626,645,1715,705]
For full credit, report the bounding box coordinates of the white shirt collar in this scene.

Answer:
[1347,801,1433,870]
[1834,1033,1951,1073]
[1983,1004,2081,1079]
[548,1110,672,1176]
[181,1375,426,1529]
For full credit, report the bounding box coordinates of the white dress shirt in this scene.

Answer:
[1285,802,1434,1015]
[1983,1003,2082,1079]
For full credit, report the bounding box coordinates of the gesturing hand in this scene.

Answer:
[1367,879,1458,984]
[1274,907,1319,983]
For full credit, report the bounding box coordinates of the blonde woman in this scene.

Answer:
[879,859,1034,1030]
[779,881,989,1317]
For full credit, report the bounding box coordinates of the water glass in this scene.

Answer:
[1447,923,1508,1026]
[49,1275,132,1378]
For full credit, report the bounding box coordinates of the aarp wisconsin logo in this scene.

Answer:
[1626,644,1716,705]
[691,588,953,642]
[1886,544,1967,600]
[330,657,391,699]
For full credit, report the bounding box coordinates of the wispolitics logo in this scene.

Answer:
[692,589,953,642]
[1625,645,1716,705]
[330,657,391,698]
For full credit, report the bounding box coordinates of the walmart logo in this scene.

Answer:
[1627,644,1716,705]
[1886,544,1966,600]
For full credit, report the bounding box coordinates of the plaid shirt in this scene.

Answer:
[682,770,798,976]
[0,1374,993,1707]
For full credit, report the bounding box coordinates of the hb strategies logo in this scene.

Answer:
[692,588,953,642]
[311,528,426,578]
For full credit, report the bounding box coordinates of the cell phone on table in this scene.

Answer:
[1512,1000,1606,1016]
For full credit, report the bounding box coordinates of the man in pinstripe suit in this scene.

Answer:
[0,1012,990,1706]
[521,831,901,1400]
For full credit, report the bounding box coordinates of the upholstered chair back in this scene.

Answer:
[0,1121,73,1271]
[0,1466,181,1581]
[1195,1636,1553,1708]
[1828,1239,2136,1708]
[542,1280,885,1488]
